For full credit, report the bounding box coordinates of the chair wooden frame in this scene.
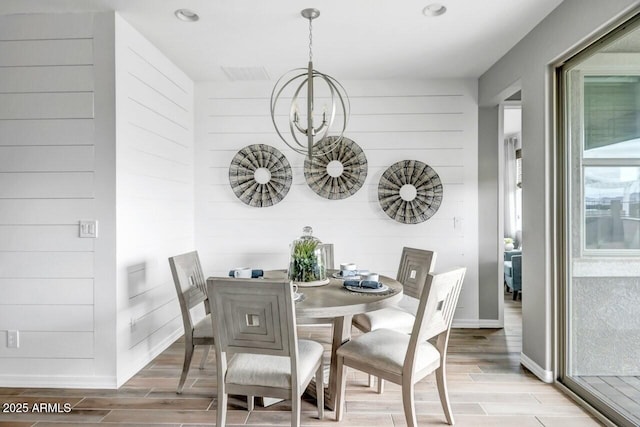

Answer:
[168,251,213,394]
[336,267,466,427]
[207,278,324,427]
[352,246,437,392]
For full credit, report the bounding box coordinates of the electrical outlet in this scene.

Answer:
[7,330,19,348]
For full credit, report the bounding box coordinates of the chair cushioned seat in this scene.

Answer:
[226,339,323,389]
[337,329,440,376]
[352,306,415,334]
[193,313,213,339]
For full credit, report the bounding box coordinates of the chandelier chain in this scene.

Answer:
[308,18,313,62]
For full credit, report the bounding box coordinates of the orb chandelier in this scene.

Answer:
[270,8,350,159]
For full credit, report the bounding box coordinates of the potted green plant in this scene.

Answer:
[288,226,328,285]
[504,237,515,251]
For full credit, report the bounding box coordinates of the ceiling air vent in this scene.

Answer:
[221,66,271,81]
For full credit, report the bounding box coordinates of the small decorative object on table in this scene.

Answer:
[288,226,330,287]
[504,237,515,251]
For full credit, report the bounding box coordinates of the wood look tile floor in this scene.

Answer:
[0,295,602,426]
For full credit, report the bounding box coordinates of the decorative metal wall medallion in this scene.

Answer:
[378,160,443,224]
[229,144,292,207]
[304,136,367,199]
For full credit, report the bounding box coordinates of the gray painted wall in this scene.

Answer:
[478,0,639,379]
[478,106,500,321]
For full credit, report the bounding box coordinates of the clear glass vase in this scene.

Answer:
[288,226,327,285]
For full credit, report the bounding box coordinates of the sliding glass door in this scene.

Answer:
[559,15,640,427]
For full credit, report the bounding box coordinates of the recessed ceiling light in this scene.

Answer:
[423,3,447,17]
[174,9,199,22]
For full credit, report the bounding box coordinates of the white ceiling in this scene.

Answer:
[0,0,564,82]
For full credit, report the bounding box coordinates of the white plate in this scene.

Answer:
[294,278,330,287]
[344,284,389,294]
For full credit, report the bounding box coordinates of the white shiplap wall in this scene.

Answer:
[0,13,118,386]
[195,79,480,323]
[114,15,195,385]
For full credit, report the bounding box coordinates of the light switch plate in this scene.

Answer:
[79,220,98,238]
[7,330,19,348]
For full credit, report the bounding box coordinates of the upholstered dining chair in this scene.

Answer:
[335,267,466,427]
[352,247,436,391]
[206,278,324,427]
[168,251,213,394]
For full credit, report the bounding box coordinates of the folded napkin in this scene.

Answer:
[343,279,382,289]
[228,269,264,278]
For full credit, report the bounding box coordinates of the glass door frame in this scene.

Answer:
[556,12,640,427]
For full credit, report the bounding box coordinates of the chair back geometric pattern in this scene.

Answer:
[169,251,208,331]
[396,247,437,299]
[405,267,466,375]
[207,278,296,358]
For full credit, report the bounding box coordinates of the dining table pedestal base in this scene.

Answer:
[304,314,352,411]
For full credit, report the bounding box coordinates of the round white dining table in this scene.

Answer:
[263,269,403,410]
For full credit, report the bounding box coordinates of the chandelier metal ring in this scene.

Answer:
[269,8,350,159]
[270,69,350,157]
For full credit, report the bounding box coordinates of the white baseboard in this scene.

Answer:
[451,319,479,328]
[520,352,554,383]
[452,318,503,328]
[478,319,504,328]
[0,375,117,389]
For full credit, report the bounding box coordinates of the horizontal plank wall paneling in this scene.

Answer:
[0,13,94,40]
[114,14,194,386]
[0,199,95,224]
[0,65,95,93]
[0,146,95,172]
[0,12,116,388]
[0,279,93,305]
[0,305,93,331]
[0,39,93,67]
[0,119,95,146]
[0,172,94,198]
[0,331,94,359]
[0,92,94,119]
[195,79,480,322]
[0,225,94,251]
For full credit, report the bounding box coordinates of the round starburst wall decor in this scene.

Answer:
[229,144,292,207]
[304,136,367,200]
[378,160,443,224]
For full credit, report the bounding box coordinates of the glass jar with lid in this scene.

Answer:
[288,226,329,286]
